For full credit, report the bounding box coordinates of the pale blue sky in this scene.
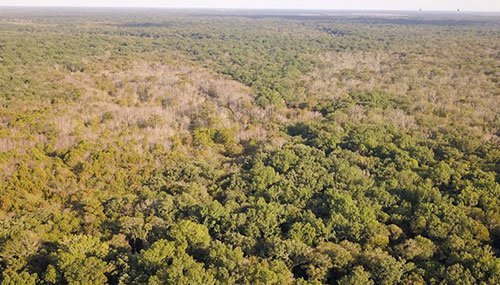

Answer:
[1,0,499,12]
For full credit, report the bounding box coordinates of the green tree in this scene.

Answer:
[55,235,114,285]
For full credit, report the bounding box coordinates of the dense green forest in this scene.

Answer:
[0,8,499,284]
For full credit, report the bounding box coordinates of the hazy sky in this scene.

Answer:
[1,0,499,12]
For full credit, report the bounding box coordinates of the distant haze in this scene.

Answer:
[1,0,499,12]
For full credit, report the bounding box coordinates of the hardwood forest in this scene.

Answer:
[0,8,499,285]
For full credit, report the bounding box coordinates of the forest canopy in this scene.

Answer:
[0,8,499,285]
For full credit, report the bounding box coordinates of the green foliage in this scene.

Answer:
[338,266,374,285]
[54,235,114,285]
[140,239,176,269]
[1,271,37,285]
[0,8,498,285]
[396,235,436,260]
[169,220,211,249]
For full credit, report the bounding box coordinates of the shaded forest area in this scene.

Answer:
[0,8,499,284]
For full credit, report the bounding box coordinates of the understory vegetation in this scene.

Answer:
[0,8,499,285]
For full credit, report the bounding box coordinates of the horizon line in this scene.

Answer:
[1,6,499,13]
